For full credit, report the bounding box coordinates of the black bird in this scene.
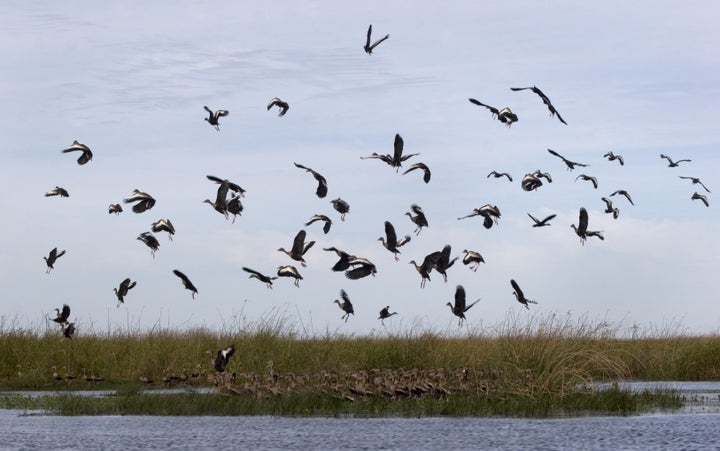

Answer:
[679,176,711,193]
[52,304,71,325]
[62,322,76,339]
[610,189,634,206]
[461,249,485,272]
[403,162,431,183]
[333,289,354,322]
[510,85,567,125]
[575,174,598,189]
[405,204,428,236]
[691,192,710,207]
[305,214,333,234]
[521,173,543,192]
[207,175,246,197]
[527,213,557,227]
[227,193,244,223]
[108,203,123,215]
[363,24,389,54]
[345,257,377,280]
[547,149,588,171]
[324,247,355,272]
[294,163,328,198]
[601,197,620,219]
[585,230,605,241]
[533,170,553,183]
[267,97,289,116]
[114,278,137,307]
[45,186,69,198]
[151,219,175,241]
[173,269,198,299]
[242,267,278,289]
[487,171,513,182]
[214,346,235,373]
[361,133,419,171]
[204,176,244,219]
[203,106,229,131]
[511,279,538,309]
[571,207,589,244]
[408,253,438,288]
[44,247,66,274]
[446,285,480,326]
[468,98,518,126]
[431,244,458,283]
[458,204,501,229]
[378,306,398,325]
[330,198,350,221]
[62,140,93,165]
[278,229,315,267]
[137,232,160,258]
[660,154,691,167]
[603,151,624,166]
[124,189,156,214]
[277,265,303,287]
[378,221,411,261]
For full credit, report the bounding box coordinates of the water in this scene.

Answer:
[3,382,720,449]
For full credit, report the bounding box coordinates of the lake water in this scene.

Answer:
[2,382,720,450]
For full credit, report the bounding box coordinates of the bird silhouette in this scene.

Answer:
[691,192,710,207]
[324,247,356,272]
[468,98,518,126]
[511,279,538,309]
[458,205,500,229]
[305,214,332,234]
[203,106,229,131]
[61,140,93,165]
[575,174,598,189]
[123,189,156,214]
[227,193,244,223]
[461,249,485,271]
[294,163,328,198]
[527,213,557,227]
[571,207,589,244]
[405,204,428,235]
[45,186,69,198]
[521,173,543,192]
[363,24,389,54]
[345,257,376,280]
[361,134,419,171]
[510,85,567,125]
[136,232,160,258]
[108,204,123,215]
[114,278,137,307]
[277,265,303,287]
[278,230,315,267]
[267,97,289,116]
[378,221,411,261]
[487,171,513,182]
[44,247,66,274]
[330,198,350,221]
[378,306,398,325]
[214,346,235,373]
[334,289,355,322]
[660,154,691,167]
[603,151,624,166]
[547,149,588,171]
[52,304,71,325]
[173,269,198,299]
[242,267,278,289]
[151,219,175,241]
[601,197,620,219]
[679,176,711,193]
[446,285,480,326]
[403,162,431,183]
[610,189,634,206]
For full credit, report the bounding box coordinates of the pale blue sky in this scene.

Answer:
[0,1,718,336]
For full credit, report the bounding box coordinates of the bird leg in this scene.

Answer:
[394,254,399,262]
[294,279,300,288]
[301,261,307,267]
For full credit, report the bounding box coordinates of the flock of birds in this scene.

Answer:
[40,24,712,357]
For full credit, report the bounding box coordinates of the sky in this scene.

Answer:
[0,1,718,337]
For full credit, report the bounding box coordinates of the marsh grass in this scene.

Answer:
[0,312,715,416]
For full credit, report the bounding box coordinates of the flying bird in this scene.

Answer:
[267,97,289,116]
[511,279,538,309]
[278,229,315,267]
[405,204,428,235]
[151,219,175,241]
[330,198,350,221]
[45,186,69,198]
[446,285,480,326]
[52,304,71,325]
[324,247,355,272]
[571,207,589,244]
[44,247,66,274]
[277,265,303,287]
[345,257,377,280]
[361,133,418,171]
[204,175,245,219]
[363,24,389,54]
[378,221,411,261]
[136,232,160,258]
[403,162,431,183]
[468,98,518,126]
[124,189,156,214]
[409,255,435,288]
[575,174,598,189]
[510,85,567,125]
[457,204,501,229]
[527,213,557,227]
[603,151,624,166]
[333,289,355,322]
[487,171,513,182]
[203,106,229,131]
[173,269,198,299]
[214,346,235,373]
[461,249,485,271]
[305,214,333,234]
[227,193,244,223]
[294,163,328,198]
[108,204,123,215]
[114,277,137,307]
[691,192,710,207]
[61,140,93,165]
[660,154,691,167]
[378,306,398,325]
[242,267,278,289]
[679,176,711,193]
[429,244,457,283]
[547,149,588,171]
[610,189,634,206]
[521,173,543,192]
[533,170,553,183]
[601,197,620,219]
[62,322,76,339]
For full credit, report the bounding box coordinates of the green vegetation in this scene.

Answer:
[0,312,714,416]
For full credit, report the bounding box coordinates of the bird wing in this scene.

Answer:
[61,304,71,321]
[340,289,350,303]
[393,133,404,162]
[365,24,372,47]
[370,34,389,50]
[403,163,431,183]
[384,221,398,247]
[242,267,264,278]
[468,98,499,114]
[464,298,481,312]
[173,269,188,283]
[510,279,524,300]
[77,150,92,165]
[542,214,557,224]
[454,285,466,312]
[216,110,229,118]
[120,278,131,290]
[411,204,423,215]
[527,213,540,224]
[578,208,589,234]
[291,230,307,254]
[49,247,58,259]
[547,148,564,160]
[345,265,371,279]
[203,106,212,115]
